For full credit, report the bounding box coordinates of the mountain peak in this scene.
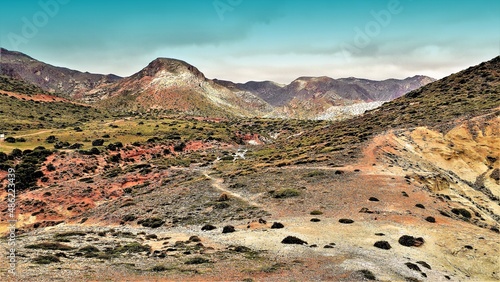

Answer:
[137,57,205,79]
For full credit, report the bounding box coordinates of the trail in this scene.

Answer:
[4,129,53,138]
[201,170,262,208]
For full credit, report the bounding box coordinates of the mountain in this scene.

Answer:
[0,48,121,98]
[88,58,272,117]
[215,75,434,119]
[0,48,434,119]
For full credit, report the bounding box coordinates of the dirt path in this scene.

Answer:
[13,130,53,138]
[202,170,262,208]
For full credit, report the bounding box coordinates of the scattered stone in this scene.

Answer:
[310,218,321,222]
[281,236,307,245]
[425,216,436,223]
[271,222,284,229]
[189,236,201,242]
[451,208,472,218]
[234,246,251,253]
[359,207,374,214]
[402,191,409,197]
[309,244,318,248]
[405,262,421,272]
[356,269,376,280]
[201,224,216,231]
[258,218,267,224]
[222,225,235,233]
[491,226,499,233]
[415,204,425,209]
[218,193,229,202]
[398,235,424,247]
[328,243,336,246]
[439,210,451,217]
[374,241,391,250]
[334,170,344,175]
[339,219,354,224]
[416,261,431,270]
[369,197,379,202]
[323,245,334,248]
[464,245,473,250]
[375,233,385,236]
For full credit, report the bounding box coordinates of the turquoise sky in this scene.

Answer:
[1,0,499,83]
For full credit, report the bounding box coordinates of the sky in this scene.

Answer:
[1,0,499,84]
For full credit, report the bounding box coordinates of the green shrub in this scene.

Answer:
[26,242,74,251]
[138,217,165,228]
[185,257,210,265]
[310,210,323,215]
[114,242,151,253]
[32,255,60,264]
[272,188,300,199]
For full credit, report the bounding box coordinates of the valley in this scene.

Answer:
[0,51,499,281]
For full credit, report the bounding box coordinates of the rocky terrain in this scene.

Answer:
[0,55,498,281]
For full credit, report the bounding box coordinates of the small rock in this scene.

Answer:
[398,235,424,247]
[271,222,284,229]
[415,204,425,209]
[405,262,421,272]
[416,261,431,270]
[222,225,235,234]
[323,245,334,248]
[281,236,307,245]
[201,224,216,231]
[369,197,379,202]
[218,194,229,202]
[189,236,201,242]
[425,216,436,223]
[374,241,391,250]
[310,218,321,222]
[258,218,267,224]
[339,218,354,224]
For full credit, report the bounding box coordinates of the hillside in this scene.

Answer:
[0,57,498,282]
[0,48,121,98]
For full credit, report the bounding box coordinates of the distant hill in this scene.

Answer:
[0,48,121,98]
[1,47,435,119]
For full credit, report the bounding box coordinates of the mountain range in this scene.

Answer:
[0,48,434,119]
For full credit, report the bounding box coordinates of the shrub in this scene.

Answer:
[45,135,57,143]
[122,214,137,222]
[114,242,151,253]
[46,163,56,171]
[92,139,105,146]
[310,210,323,215]
[109,154,122,163]
[272,188,300,199]
[26,242,74,250]
[138,217,165,228]
[451,208,471,218]
[32,255,60,264]
[5,137,16,143]
[185,257,210,265]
